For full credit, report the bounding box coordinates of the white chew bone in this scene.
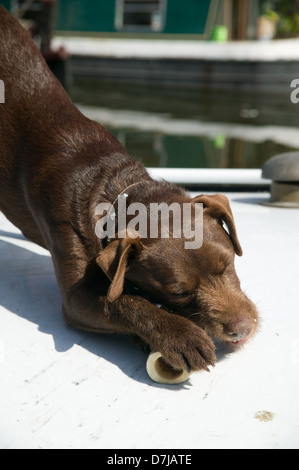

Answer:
[146,351,190,384]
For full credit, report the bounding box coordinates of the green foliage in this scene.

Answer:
[274,0,299,36]
[263,9,280,23]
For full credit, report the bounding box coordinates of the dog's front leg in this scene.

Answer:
[63,283,216,373]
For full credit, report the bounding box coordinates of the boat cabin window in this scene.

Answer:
[115,0,167,32]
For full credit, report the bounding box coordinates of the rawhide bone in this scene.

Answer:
[146,351,190,384]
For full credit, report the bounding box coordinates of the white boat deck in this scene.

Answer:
[53,36,299,62]
[1,190,299,449]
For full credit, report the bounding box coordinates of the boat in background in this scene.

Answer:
[3,0,299,93]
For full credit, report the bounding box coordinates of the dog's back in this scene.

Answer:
[0,7,68,244]
[0,5,58,164]
[0,7,127,248]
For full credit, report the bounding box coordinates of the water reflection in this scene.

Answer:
[70,80,299,169]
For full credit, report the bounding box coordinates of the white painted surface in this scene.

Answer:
[53,36,299,62]
[1,192,299,449]
[147,168,268,186]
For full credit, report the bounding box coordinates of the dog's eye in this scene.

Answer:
[214,265,226,275]
[171,291,195,300]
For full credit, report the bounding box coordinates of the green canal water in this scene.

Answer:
[70,80,299,169]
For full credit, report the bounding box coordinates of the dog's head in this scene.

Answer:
[97,193,259,348]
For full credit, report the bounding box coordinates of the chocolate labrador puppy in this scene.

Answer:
[0,7,258,373]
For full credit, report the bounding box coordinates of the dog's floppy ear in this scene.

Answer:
[96,235,143,302]
[192,194,243,256]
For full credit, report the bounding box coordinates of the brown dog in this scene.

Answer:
[0,7,258,373]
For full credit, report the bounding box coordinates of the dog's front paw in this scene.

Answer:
[156,317,216,373]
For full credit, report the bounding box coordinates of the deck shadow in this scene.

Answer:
[0,235,194,389]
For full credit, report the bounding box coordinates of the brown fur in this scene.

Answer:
[0,7,259,373]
